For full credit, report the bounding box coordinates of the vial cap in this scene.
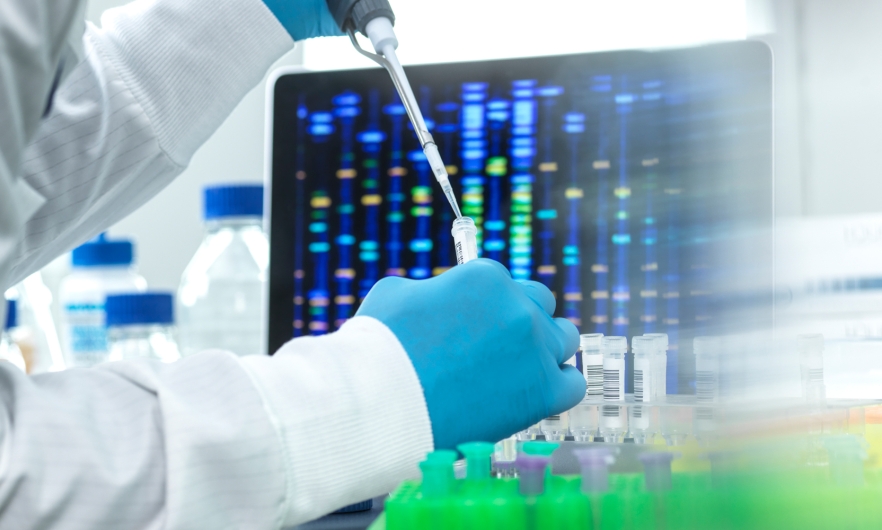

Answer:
[71,234,134,267]
[601,336,628,354]
[631,335,654,353]
[573,447,616,468]
[643,332,669,350]
[4,299,16,331]
[693,336,720,356]
[580,333,603,351]
[522,441,560,456]
[450,216,477,236]
[797,333,824,353]
[106,293,174,327]
[204,184,264,220]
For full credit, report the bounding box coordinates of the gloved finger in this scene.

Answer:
[551,317,580,366]
[518,280,556,316]
[459,258,512,279]
[547,364,587,414]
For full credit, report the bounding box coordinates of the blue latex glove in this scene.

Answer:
[261,0,344,41]
[357,259,585,450]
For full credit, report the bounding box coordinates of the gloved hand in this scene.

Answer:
[261,0,344,41]
[357,259,585,450]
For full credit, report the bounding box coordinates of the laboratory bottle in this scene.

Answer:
[1,299,26,372]
[106,293,180,363]
[178,184,267,357]
[643,332,669,399]
[580,333,603,399]
[58,234,147,368]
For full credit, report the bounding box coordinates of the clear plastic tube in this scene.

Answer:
[451,217,479,264]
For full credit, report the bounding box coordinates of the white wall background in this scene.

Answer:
[74,0,882,291]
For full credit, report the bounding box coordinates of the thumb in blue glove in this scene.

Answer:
[261,0,344,41]
[357,259,585,450]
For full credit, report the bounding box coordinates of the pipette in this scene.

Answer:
[326,0,463,219]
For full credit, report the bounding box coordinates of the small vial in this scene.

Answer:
[643,332,669,399]
[602,336,627,402]
[419,450,458,497]
[600,404,627,443]
[694,336,720,443]
[638,452,679,492]
[540,411,569,441]
[632,336,654,403]
[516,454,551,496]
[451,217,479,264]
[581,333,604,399]
[573,447,616,493]
[797,334,826,404]
[517,423,541,441]
[106,293,181,363]
[569,403,598,442]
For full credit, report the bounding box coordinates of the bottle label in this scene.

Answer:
[603,357,625,401]
[64,303,108,363]
[582,352,603,398]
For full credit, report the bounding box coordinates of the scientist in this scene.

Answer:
[0,0,585,528]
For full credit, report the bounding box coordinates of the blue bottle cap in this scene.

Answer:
[105,293,174,327]
[72,233,134,267]
[204,184,264,220]
[4,299,16,331]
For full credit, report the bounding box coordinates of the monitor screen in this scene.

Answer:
[268,42,772,394]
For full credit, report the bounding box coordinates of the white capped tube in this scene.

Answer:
[601,336,627,402]
[580,333,603,399]
[451,217,479,264]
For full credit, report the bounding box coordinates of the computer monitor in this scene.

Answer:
[267,42,772,394]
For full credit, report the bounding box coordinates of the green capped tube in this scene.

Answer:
[457,442,495,482]
[419,450,458,497]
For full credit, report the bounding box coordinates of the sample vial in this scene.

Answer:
[569,403,598,442]
[643,332,669,399]
[540,411,569,441]
[602,336,627,402]
[451,217,479,264]
[599,404,627,443]
[632,336,654,403]
[694,336,720,404]
[797,333,826,404]
[580,333,603,399]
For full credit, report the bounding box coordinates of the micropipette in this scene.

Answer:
[326,0,463,219]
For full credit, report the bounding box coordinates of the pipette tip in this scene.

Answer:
[443,185,463,219]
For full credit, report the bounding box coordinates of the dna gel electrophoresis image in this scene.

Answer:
[269,44,772,391]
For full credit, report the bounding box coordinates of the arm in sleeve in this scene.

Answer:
[0,0,86,291]
[0,316,433,529]
[5,0,295,287]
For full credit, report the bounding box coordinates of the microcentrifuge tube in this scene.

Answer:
[540,411,569,442]
[632,336,654,403]
[573,447,616,493]
[516,454,551,496]
[643,332,669,399]
[419,450,458,497]
[638,452,679,492]
[517,423,541,441]
[569,403,599,442]
[451,217,479,265]
[599,404,627,443]
[602,336,627,402]
[581,333,604,399]
[457,441,495,482]
[797,334,826,404]
[694,336,720,404]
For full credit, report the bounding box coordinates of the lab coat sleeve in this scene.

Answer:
[5,0,295,287]
[0,316,433,529]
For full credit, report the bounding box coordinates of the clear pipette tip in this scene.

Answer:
[442,182,463,219]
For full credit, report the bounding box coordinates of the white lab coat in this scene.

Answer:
[0,0,433,528]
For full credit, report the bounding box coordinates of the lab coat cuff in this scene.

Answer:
[239,316,434,526]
